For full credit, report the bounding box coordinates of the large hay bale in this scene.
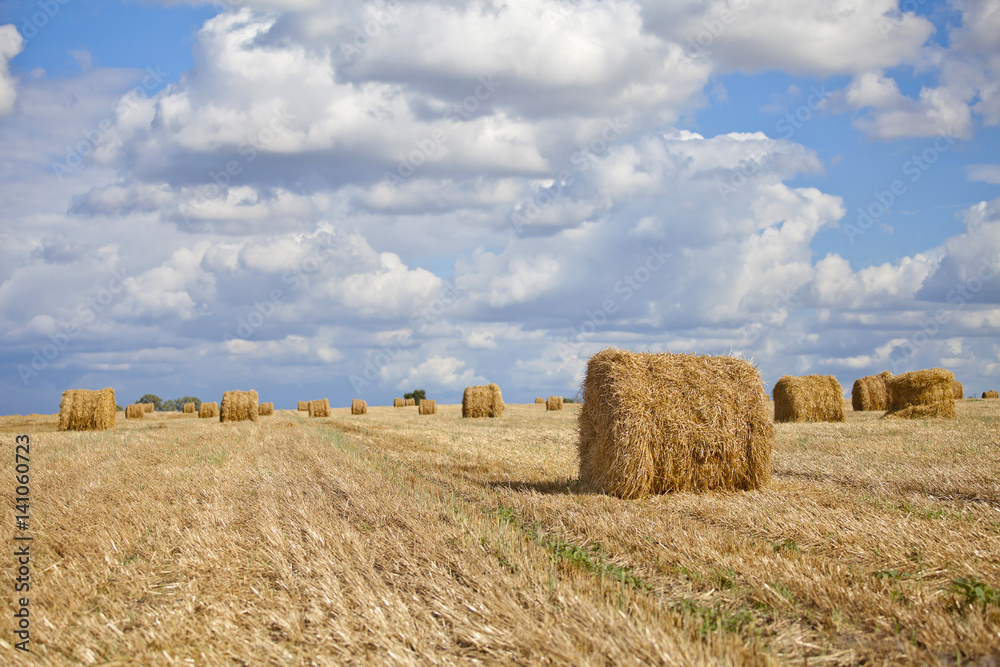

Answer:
[183,402,196,414]
[308,398,330,418]
[351,399,367,415]
[393,398,405,407]
[199,402,219,418]
[983,390,999,399]
[851,371,892,411]
[405,397,415,406]
[125,403,145,419]
[259,402,274,416]
[462,383,504,418]
[546,395,563,411]
[220,390,259,423]
[578,350,773,499]
[142,402,154,413]
[884,369,955,419]
[952,381,963,399]
[535,397,545,404]
[59,388,116,431]
[419,399,437,415]
[297,401,308,411]
[773,375,845,423]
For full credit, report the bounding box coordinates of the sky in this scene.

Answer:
[1,0,999,413]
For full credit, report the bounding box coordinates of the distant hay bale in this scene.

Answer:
[952,381,964,399]
[851,371,893,411]
[125,403,145,419]
[462,383,504,418]
[142,402,154,413]
[259,402,274,416]
[220,390,259,423]
[884,369,956,419]
[351,399,367,415]
[59,388,116,431]
[578,349,773,499]
[546,395,563,411]
[394,398,405,407]
[199,402,219,418]
[308,399,330,418]
[183,402,196,414]
[773,375,845,423]
[984,390,999,399]
[535,397,545,404]
[419,399,437,415]
[405,397,415,406]
[297,401,308,411]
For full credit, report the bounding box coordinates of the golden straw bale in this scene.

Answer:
[884,369,956,419]
[393,398,405,407]
[851,371,892,411]
[546,395,563,411]
[297,401,308,411]
[773,375,845,423]
[258,402,274,416]
[952,381,963,399]
[183,402,196,414]
[578,349,773,499]
[59,388,116,431]
[462,383,504,418]
[351,399,367,415]
[983,390,999,399]
[535,397,545,404]
[308,399,330,418]
[419,399,437,415]
[199,402,219,418]
[405,397,415,406]
[125,403,145,419]
[142,402,154,413]
[220,390,259,423]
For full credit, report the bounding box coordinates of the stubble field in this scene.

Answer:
[2,400,999,665]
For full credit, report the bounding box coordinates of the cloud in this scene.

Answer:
[966,164,1000,185]
[0,24,24,115]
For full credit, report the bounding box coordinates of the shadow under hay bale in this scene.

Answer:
[59,388,116,431]
[125,403,145,419]
[419,399,437,415]
[578,349,773,499]
[258,402,274,416]
[220,390,259,423]
[953,381,964,399]
[308,399,330,418]
[546,395,563,411]
[851,371,892,411]
[535,397,545,404]
[199,402,219,418]
[883,369,955,419]
[462,383,504,418]
[773,375,845,423]
[983,390,999,399]
[351,399,367,415]
[183,402,196,414]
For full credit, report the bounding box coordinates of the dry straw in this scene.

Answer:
[220,390,259,423]
[308,399,330,418]
[773,375,845,423]
[851,371,892,411]
[535,397,545,404]
[259,402,274,416]
[351,399,367,415]
[419,399,437,415]
[462,383,504,418]
[405,397,415,406]
[983,390,999,399]
[952,381,964,399]
[183,402,196,414]
[546,395,563,411]
[199,402,219,418]
[578,349,773,499]
[59,388,116,431]
[884,369,955,419]
[393,398,405,408]
[142,402,154,413]
[125,403,145,419]
[297,401,308,411]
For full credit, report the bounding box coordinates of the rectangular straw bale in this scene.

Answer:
[351,399,367,415]
[308,398,330,418]
[578,349,773,499]
[546,395,563,411]
[462,383,504,418]
[884,369,955,419]
[535,397,545,404]
[297,401,308,411]
[983,390,999,399]
[125,403,145,419]
[394,398,405,407]
[773,375,845,423]
[405,397,415,406]
[419,399,437,415]
[851,371,892,411]
[59,388,116,431]
[259,402,274,416]
[183,402,196,414]
[143,402,154,413]
[199,402,219,418]
[220,390,259,423]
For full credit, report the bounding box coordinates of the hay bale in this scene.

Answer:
[419,399,437,415]
[578,350,773,499]
[351,399,367,415]
[297,401,308,411]
[983,390,999,399]
[952,381,964,399]
[58,388,116,431]
[259,402,274,416]
[405,397,415,406]
[773,375,845,423]
[535,397,545,404]
[125,403,145,419]
[884,369,956,419]
[851,371,892,411]
[462,383,504,418]
[220,390,259,423]
[183,402,196,414]
[199,402,219,418]
[393,398,405,407]
[142,402,154,413]
[546,395,563,411]
[308,399,330,418]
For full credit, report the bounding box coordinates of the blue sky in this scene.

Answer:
[1,0,999,413]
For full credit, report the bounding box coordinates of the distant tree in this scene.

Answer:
[161,399,178,412]
[177,396,202,410]
[115,404,124,411]
[137,394,162,411]
[563,398,574,403]
[404,389,426,405]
